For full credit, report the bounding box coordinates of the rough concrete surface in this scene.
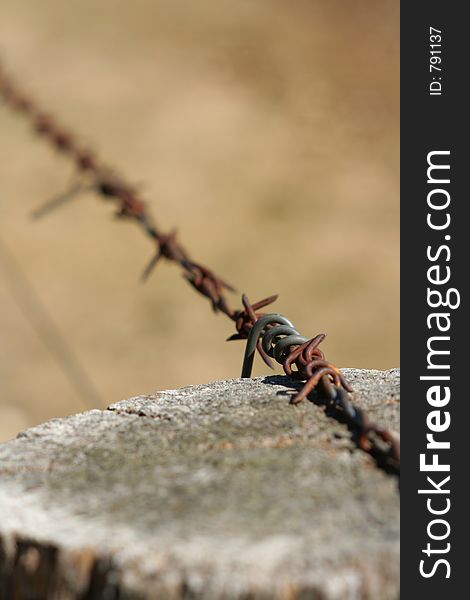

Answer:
[0,369,400,599]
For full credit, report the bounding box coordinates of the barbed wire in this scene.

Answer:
[0,60,399,476]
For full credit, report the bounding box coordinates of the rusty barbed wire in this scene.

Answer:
[238,295,400,475]
[0,61,236,321]
[0,61,400,476]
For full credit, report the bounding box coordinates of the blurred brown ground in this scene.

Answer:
[0,0,399,442]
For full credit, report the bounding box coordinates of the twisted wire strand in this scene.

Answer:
[0,60,399,475]
[240,296,400,475]
[0,61,236,320]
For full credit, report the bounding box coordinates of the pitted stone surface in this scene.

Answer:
[0,370,399,599]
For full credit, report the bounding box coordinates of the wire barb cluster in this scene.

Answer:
[0,61,235,320]
[0,61,400,476]
[239,295,400,475]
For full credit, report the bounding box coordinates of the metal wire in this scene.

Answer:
[0,59,399,476]
[0,61,236,320]
[0,233,103,410]
[239,297,400,475]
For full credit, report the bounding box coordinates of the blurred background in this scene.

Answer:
[0,0,399,442]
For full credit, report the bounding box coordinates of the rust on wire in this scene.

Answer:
[0,61,236,321]
[0,61,400,477]
[239,295,400,475]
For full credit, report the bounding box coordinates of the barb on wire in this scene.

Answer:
[31,181,91,220]
[0,60,399,476]
[238,295,400,475]
[0,61,237,321]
